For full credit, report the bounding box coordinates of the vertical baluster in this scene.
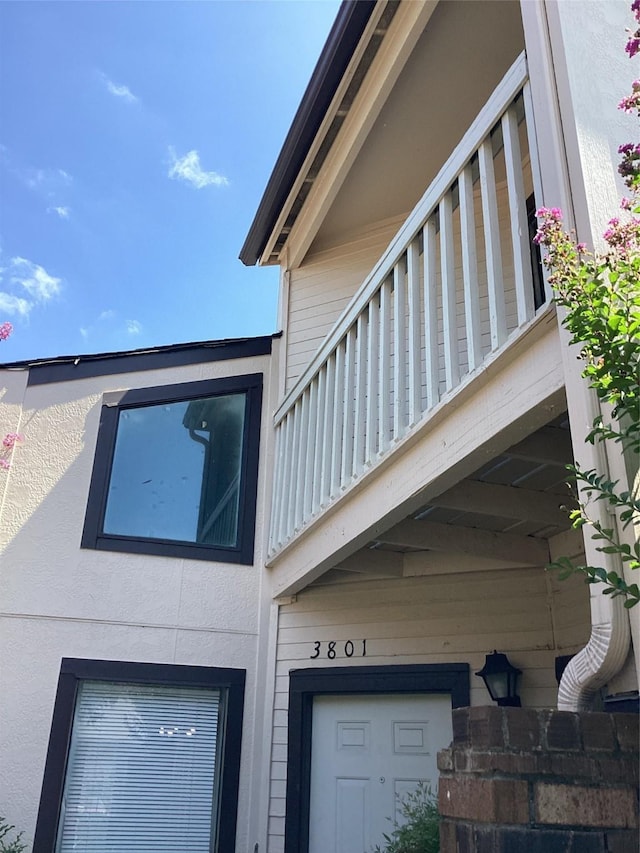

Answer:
[378,277,392,453]
[502,104,534,326]
[366,295,379,463]
[312,366,326,514]
[321,352,336,505]
[294,390,310,532]
[440,192,459,392]
[286,403,301,539]
[268,420,283,552]
[304,378,319,522]
[423,218,439,410]
[407,238,422,425]
[330,341,345,496]
[353,313,367,474]
[277,412,294,547]
[479,136,507,349]
[459,165,482,372]
[393,259,407,440]
[522,82,550,305]
[341,325,356,487]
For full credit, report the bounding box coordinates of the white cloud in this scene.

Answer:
[126,319,142,335]
[80,326,89,340]
[0,256,62,318]
[100,72,138,103]
[10,257,62,302]
[99,309,116,321]
[22,166,72,192]
[0,292,31,316]
[168,147,229,189]
[25,168,46,189]
[48,205,70,219]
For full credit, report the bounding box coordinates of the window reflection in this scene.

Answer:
[103,392,246,547]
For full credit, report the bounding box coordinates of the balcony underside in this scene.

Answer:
[269,310,571,597]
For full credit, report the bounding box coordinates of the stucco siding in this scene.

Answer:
[0,351,273,852]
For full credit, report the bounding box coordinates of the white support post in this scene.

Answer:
[330,342,345,496]
[353,312,367,474]
[393,260,407,440]
[320,355,336,507]
[407,238,422,425]
[275,412,293,549]
[304,378,319,522]
[312,366,326,515]
[502,104,535,325]
[366,295,379,463]
[341,325,356,487]
[286,402,301,538]
[423,218,439,410]
[379,277,392,453]
[294,389,310,532]
[459,165,482,372]
[268,422,283,553]
[479,136,507,350]
[439,192,459,391]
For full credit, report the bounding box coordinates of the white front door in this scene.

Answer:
[308,693,452,853]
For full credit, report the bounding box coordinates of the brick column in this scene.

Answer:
[438,706,639,852]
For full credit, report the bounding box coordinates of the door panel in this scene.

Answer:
[309,693,452,853]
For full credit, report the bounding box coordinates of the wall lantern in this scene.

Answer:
[476,650,522,707]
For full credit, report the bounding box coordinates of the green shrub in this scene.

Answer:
[373,782,440,853]
[0,818,27,853]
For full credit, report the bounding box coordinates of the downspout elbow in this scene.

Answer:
[558,592,630,710]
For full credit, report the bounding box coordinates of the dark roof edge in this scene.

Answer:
[0,333,280,386]
[239,0,376,267]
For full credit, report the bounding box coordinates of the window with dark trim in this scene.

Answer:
[82,373,262,564]
[33,658,245,853]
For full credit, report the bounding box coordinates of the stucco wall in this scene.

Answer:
[0,350,274,852]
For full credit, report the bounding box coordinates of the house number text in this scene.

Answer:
[309,639,367,659]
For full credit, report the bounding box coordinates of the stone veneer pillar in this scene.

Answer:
[438,706,639,853]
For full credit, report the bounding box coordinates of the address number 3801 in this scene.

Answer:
[309,639,367,659]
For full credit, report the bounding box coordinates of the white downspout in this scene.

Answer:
[557,382,632,711]
[522,0,634,710]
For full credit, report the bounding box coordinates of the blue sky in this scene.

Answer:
[0,0,341,362]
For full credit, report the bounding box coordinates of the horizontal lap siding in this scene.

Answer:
[286,218,405,392]
[266,567,590,852]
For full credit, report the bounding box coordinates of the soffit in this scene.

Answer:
[309,0,526,255]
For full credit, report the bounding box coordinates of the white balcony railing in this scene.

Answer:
[269,53,544,559]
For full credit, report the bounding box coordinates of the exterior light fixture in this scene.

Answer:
[476,650,522,707]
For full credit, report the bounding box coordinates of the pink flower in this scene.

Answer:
[577,243,587,253]
[536,207,563,221]
[0,459,10,471]
[2,433,23,449]
[627,36,640,57]
[0,322,12,341]
[619,82,640,113]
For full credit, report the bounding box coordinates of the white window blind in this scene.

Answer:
[56,680,220,853]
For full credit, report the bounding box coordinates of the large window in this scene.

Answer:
[33,659,245,853]
[82,374,262,563]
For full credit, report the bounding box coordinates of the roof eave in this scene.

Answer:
[239,0,377,267]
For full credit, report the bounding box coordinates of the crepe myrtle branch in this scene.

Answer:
[534,8,640,606]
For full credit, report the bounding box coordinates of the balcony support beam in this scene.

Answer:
[429,480,573,528]
[376,519,549,567]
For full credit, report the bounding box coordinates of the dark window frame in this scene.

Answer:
[82,373,263,564]
[284,663,469,853]
[33,658,246,853]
